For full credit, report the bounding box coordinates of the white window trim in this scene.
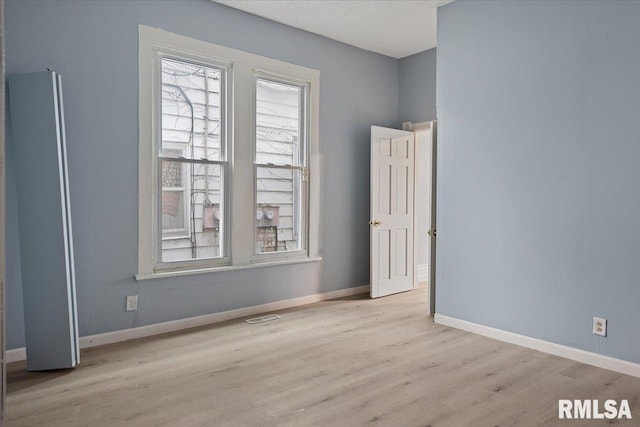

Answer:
[137,25,321,280]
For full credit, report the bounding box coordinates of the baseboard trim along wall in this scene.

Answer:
[417,263,429,283]
[435,314,640,378]
[6,285,370,364]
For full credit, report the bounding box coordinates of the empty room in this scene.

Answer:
[1,0,640,425]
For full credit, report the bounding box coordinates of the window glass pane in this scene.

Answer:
[161,157,187,238]
[161,161,224,261]
[161,58,222,161]
[255,79,302,166]
[256,167,301,253]
[162,190,185,233]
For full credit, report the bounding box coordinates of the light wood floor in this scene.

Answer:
[7,289,640,426]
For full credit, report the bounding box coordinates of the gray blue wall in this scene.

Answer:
[398,48,437,125]
[5,0,399,348]
[436,0,640,363]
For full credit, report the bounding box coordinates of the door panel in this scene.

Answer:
[378,230,391,280]
[378,164,391,214]
[395,229,408,276]
[396,166,409,214]
[370,126,415,298]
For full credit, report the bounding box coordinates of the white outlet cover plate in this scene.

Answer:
[593,316,607,337]
[126,295,138,312]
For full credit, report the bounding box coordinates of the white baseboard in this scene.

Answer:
[417,264,429,283]
[434,314,640,378]
[7,285,370,364]
[6,348,26,364]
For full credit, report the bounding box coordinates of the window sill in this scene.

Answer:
[135,256,322,281]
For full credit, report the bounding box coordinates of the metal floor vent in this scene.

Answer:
[246,314,281,324]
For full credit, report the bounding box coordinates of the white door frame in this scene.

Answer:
[406,120,437,315]
[1,0,6,417]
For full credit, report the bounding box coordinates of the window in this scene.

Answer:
[254,78,307,256]
[160,58,227,264]
[138,26,320,279]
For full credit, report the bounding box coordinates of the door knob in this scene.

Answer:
[368,220,382,226]
[427,229,437,237]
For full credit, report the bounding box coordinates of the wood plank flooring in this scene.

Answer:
[7,289,640,426]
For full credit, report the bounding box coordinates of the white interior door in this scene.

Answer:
[370,126,415,298]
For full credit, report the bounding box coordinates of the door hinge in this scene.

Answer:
[427,229,437,238]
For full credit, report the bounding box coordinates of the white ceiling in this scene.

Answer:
[213,0,453,59]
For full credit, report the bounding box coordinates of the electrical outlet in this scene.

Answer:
[593,317,607,337]
[126,295,138,312]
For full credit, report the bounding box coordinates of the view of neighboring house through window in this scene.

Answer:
[138,26,320,277]
[160,58,226,262]
[254,78,307,254]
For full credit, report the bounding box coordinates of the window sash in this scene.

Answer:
[252,75,310,259]
[254,75,308,167]
[155,160,230,270]
[155,55,231,270]
[159,56,228,163]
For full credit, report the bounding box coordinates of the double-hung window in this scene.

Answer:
[253,77,308,258]
[137,26,320,279]
[159,57,229,267]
